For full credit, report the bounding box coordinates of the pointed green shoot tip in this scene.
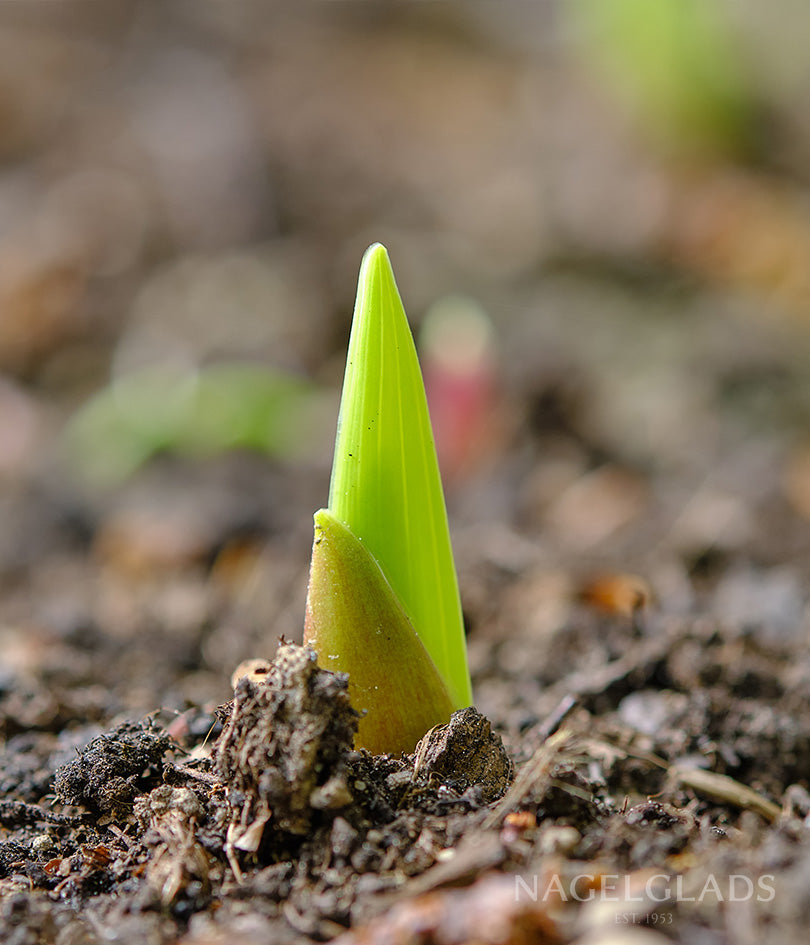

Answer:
[304,509,455,755]
[326,243,472,710]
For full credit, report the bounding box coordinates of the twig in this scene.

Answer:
[0,800,85,827]
[583,734,782,823]
[534,694,579,741]
[670,767,781,823]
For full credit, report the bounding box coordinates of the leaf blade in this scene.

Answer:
[328,244,471,708]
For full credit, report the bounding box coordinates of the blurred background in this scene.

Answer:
[2,0,810,725]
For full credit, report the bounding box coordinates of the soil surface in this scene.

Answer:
[2,5,810,945]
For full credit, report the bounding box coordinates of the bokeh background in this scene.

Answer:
[3,0,810,721]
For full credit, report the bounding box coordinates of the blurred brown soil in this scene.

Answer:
[2,6,810,945]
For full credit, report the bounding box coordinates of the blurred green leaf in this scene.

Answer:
[65,363,326,485]
[571,0,757,158]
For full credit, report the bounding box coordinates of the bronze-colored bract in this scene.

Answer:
[304,509,455,755]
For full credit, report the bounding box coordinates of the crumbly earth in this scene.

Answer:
[1,624,809,945]
[0,644,519,944]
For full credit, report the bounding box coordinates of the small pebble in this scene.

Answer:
[31,835,54,855]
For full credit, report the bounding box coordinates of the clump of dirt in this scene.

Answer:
[215,642,358,850]
[412,707,513,804]
[53,720,171,814]
[134,783,216,910]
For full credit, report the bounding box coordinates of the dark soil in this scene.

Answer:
[3,599,810,945]
[3,4,810,945]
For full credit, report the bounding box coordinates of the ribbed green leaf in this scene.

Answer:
[327,244,471,709]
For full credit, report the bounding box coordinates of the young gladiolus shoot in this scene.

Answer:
[303,243,472,755]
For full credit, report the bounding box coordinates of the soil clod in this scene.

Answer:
[412,707,513,803]
[53,720,172,814]
[214,643,359,848]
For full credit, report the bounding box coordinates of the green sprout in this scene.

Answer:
[304,243,472,754]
